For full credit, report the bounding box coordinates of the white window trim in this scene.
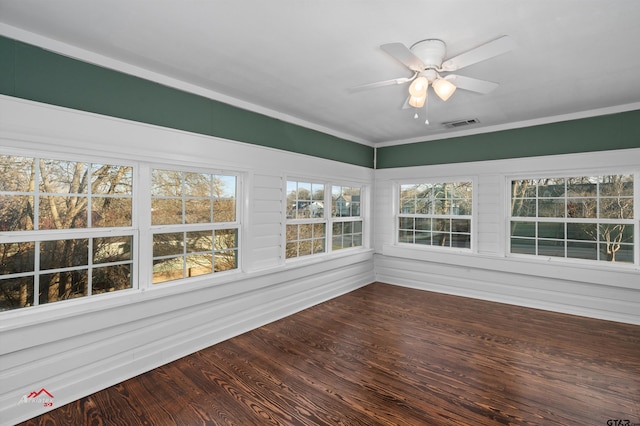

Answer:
[283,176,368,262]
[505,168,639,269]
[147,163,243,286]
[394,177,477,254]
[0,148,246,312]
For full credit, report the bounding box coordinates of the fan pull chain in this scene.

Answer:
[424,94,429,125]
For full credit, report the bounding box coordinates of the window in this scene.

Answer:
[510,174,635,264]
[286,180,364,259]
[398,181,472,248]
[151,169,239,283]
[331,185,363,250]
[0,155,134,310]
[286,180,326,258]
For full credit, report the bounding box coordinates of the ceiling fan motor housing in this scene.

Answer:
[410,39,446,70]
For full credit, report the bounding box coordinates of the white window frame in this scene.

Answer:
[284,177,366,261]
[0,148,246,312]
[149,164,242,285]
[507,170,639,268]
[329,184,364,252]
[395,178,475,252]
[0,149,139,310]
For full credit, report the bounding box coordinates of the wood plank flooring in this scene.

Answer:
[19,282,640,425]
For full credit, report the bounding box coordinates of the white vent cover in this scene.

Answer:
[442,118,480,128]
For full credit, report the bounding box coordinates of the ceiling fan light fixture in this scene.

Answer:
[408,76,429,97]
[432,77,456,101]
[408,93,427,108]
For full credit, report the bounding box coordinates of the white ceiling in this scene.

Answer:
[1,1,640,147]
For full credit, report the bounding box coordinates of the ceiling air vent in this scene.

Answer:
[442,118,480,129]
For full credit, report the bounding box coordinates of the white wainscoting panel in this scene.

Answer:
[0,96,374,425]
[374,149,640,326]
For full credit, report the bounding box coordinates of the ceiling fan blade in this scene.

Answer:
[440,35,515,72]
[380,43,425,72]
[347,76,413,93]
[446,74,499,94]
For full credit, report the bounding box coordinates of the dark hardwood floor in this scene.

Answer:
[19,282,640,425]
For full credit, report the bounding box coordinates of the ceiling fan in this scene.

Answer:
[350,36,515,120]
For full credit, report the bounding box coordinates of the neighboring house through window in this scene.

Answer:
[286,180,364,259]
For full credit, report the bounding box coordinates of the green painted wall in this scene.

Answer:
[376,109,640,168]
[2,35,638,170]
[0,35,374,168]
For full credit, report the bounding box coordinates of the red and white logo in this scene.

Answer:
[18,388,54,407]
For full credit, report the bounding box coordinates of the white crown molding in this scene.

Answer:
[376,102,640,148]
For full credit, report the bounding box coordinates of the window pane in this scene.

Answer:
[400,197,416,214]
[415,231,431,245]
[39,159,88,194]
[0,155,35,192]
[567,223,597,241]
[566,176,597,197]
[433,199,449,215]
[153,232,184,257]
[511,198,536,217]
[332,186,361,218]
[92,264,132,294]
[186,231,213,253]
[184,172,211,197]
[511,221,535,238]
[0,242,35,274]
[39,270,88,305]
[512,179,537,198]
[214,175,236,222]
[538,199,564,218]
[298,240,312,256]
[399,230,413,243]
[432,233,449,247]
[451,233,471,248]
[600,198,633,219]
[39,195,88,229]
[434,219,450,233]
[399,217,414,230]
[186,254,213,276]
[153,257,184,283]
[511,238,536,255]
[567,198,596,218]
[152,169,182,196]
[93,197,132,227]
[600,175,633,197]
[567,241,598,260]
[152,198,183,225]
[1,277,34,310]
[599,224,633,244]
[40,239,88,270]
[91,164,133,195]
[332,235,343,249]
[538,222,564,239]
[184,199,211,224]
[215,229,238,250]
[286,242,297,258]
[451,219,470,233]
[0,195,35,231]
[538,178,565,197]
[313,223,325,238]
[538,239,564,257]
[214,251,237,271]
[600,243,633,263]
[213,199,235,222]
[93,236,132,264]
